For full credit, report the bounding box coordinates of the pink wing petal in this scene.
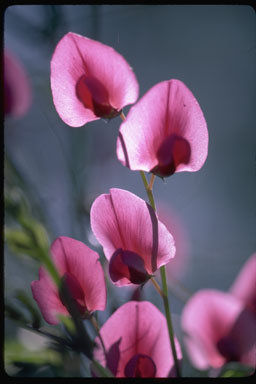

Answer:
[117,79,208,174]
[51,32,139,127]
[94,301,182,377]
[229,253,256,314]
[90,188,175,277]
[50,237,106,312]
[181,289,256,370]
[31,267,68,325]
[4,51,31,118]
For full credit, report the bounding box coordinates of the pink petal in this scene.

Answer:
[229,253,256,314]
[117,79,208,176]
[31,236,106,324]
[31,267,68,325]
[50,237,106,312]
[94,301,182,377]
[181,289,256,370]
[4,51,31,118]
[50,32,139,127]
[90,188,175,283]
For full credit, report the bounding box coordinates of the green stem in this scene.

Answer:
[160,266,181,377]
[39,249,61,287]
[91,360,114,377]
[90,315,107,359]
[139,171,156,210]
[140,170,181,377]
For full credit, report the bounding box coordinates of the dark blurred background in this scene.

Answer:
[4,5,256,376]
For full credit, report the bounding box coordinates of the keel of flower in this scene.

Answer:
[151,134,191,177]
[124,354,157,378]
[109,248,150,285]
[76,75,120,119]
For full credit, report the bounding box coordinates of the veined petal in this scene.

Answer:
[181,289,256,370]
[117,79,208,176]
[31,267,68,325]
[51,32,139,127]
[31,236,106,324]
[94,301,182,377]
[50,237,106,312]
[90,188,175,279]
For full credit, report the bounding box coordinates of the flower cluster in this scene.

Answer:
[29,32,255,378]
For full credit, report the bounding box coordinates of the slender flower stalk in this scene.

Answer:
[148,174,155,191]
[139,171,156,211]
[150,276,164,298]
[145,182,181,377]
[119,113,181,377]
[90,315,107,359]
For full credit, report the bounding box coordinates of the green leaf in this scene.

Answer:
[5,303,29,325]
[57,314,76,335]
[220,362,254,377]
[5,339,61,366]
[15,290,42,329]
[16,215,49,252]
[91,360,114,377]
[5,228,35,256]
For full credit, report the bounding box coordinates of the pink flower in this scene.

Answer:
[117,79,208,178]
[50,32,139,127]
[31,236,106,325]
[4,51,31,118]
[93,301,182,377]
[90,188,175,286]
[230,253,256,315]
[181,255,256,371]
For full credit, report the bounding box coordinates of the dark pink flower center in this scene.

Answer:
[109,248,149,285]
[59,272,88,315]
[216,336,239,362]
[152,134,191,177]
[124,354,156,377]
[76,74,120,119]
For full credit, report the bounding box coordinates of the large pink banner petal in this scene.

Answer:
[117,79,208,177]
[51,32,139,127]
[94,301,182,377]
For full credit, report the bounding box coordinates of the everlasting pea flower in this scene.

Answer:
[93,301,182,377]
[50,32,139,127]
[181,255,256,371]
[31,236,106,325]
[181,290,256,371]
[4,51,31,118]
[90,188,175,286]
[117,79,208,178]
